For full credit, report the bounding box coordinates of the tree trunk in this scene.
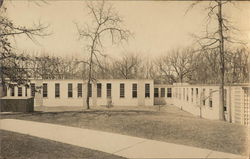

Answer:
[86,50,93,110]
[218,0,226,121]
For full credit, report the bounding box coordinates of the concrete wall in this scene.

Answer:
[171,85,222,120]
[154,84,174,105]
[231,85,250,125]
[23,79,154,107]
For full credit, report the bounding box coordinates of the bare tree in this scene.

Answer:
[113,53,142,79]
[0,3,49,95]
[168,48,197,83]
[186,0,246,121]
[76,1,131,109]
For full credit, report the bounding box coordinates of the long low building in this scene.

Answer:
[5,79,154,107]
[2,79,249,126]
[154,83,249,126]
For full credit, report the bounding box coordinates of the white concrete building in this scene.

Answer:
[3,79,249,125]
[5,79,154,107]
[154,83,249,126]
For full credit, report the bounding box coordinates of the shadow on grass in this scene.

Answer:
[1,109,162,119]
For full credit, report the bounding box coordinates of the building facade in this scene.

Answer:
[5,79,154,107]
[154,83,249,126]
[3,79,249,125]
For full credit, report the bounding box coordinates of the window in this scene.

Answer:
[31,83,35,97]
[97,83,102,98]
[209,89,212,107]
[107,83,112,98]
[77,83,83,97]
[202,89,206,106]
[25,86,28,96]
[196,88,199,105]
[88,83,92,97]
[120,83,125,98]
[167,88,172,98]
[132,84,137,98]
[175,88,177,98]
[161,88,165,97]
[224,89,227,111]
[43,83,48,98]
[191,88,193,102]
[179,88,181,100]
[154,88,159,98]
[18,87,22,97]
[145,84,150,98]
[183,88,185,100]
[55,83,60,98]
[68,83,73,98]
[186,88,189,101]
[10,85,14,96]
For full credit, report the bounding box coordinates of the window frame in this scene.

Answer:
[167,88,172,98]
[55,83,60,98]
[68,83,73,98]
[31,83,36,97]
[77,83,83,98]
[132,83,137,98]
[10,85,15,96]
[43,83,48,98]
[97,83,102,98]
[18,87,22,97]
[154,88,159,98]
[145,83,150,98]
[88,83,92,98]
[209,89,213,108]
[160,88,165,98]
[107,83,112,98]
[120,83,125,98]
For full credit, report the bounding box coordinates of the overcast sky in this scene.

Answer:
[5,0,250,59]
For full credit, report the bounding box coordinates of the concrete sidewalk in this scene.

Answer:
[0,119,246,159]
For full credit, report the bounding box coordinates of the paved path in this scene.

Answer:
[0,119,246,159]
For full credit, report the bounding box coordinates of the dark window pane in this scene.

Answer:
[31,83,35,97]
[18,87,22,97]
[120,83,125,98]
[43,83,48,98]
[68,83,73,98]
[161,88,165,97]
[167,88,172,98]
[132,84,137,98]
[154,88,159,98]
[88,83,92,97]
[55,83,60,98]
[77,83,83,97]
[107,83,112,98]
[97,83,102,98]
[145,84,150,98]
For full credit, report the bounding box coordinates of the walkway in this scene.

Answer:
[0,119,246,159]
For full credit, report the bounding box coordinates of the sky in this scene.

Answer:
[5,0,250,59]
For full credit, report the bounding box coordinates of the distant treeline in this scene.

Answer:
[1,47,249,85]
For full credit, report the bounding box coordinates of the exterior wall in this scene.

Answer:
[19,79,154,107]
[3,79,248,125]
[170,84,222,120]
[155,83,249,125]
[231,86,250,125]
[153,84,174,105]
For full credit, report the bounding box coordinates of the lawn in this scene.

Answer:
[1,105,248,156]
[0,130,126,159]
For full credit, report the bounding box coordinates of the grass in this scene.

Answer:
[0,130,126,159]
[1,105,248,156]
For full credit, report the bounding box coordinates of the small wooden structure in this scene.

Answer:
[0,97,34,112]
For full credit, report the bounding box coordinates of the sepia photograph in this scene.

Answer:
[0,0,249,158]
